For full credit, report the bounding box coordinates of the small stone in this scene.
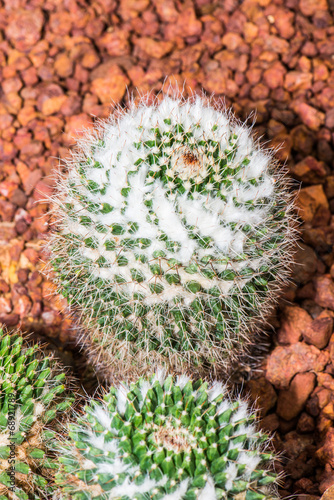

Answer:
[318,373,334,391]
[54,53,74,78]
[284,71,312,92]
[291,125,315,155]
[134,37,174,59]
[295,102,325,131]
[295,185,329,223]
[317,428,334,468]
[246,377,277,416]
[42,95,67,116]
[17,268,29,284]
[33,180,53,203]
[97,30,130,57]
[260,413,279,432]
[266,342,329,389]
[303,317,333,349]
[13,294,32,318]
[22,169,43,196]
[292,244,319,284]
[0,223,17,241]
[22,248,39,265]
[263,63,285,89]
[63,114,94,146]
[5,9,44,51]
[290,156,327,184]
[0,140,17,162]
[0,200,16,222]
[17,106,38,127]
[90,62,129,104]
[297,412,315,433]
[0,297,12,314]
[0,280,10,293]
[314,276,334,310]
[276,372,316,420]
[0,313,19,327]
[299,0,328,16]
[278,305,313,344]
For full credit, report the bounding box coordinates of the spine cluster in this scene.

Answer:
[49,95,295,378]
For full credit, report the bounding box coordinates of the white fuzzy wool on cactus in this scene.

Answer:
[55,371,279,500]
[49,94,295,375]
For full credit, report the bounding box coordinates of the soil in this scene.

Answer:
[0,0,334,497]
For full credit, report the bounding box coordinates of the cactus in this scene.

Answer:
[0,329,74,500]
[56,371,278,500]
[48,94,296,377]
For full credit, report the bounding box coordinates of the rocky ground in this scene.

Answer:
[0,0,334,497]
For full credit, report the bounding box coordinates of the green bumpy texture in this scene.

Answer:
[0,330,74,500]
[56,372,278,500]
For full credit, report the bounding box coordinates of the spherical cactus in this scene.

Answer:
[56,371,279,500]
[0,328,74,499]
[48,94,296,378]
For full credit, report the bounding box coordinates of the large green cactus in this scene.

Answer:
[56,371,279,500]
[49,95,295,378]
[0,329,74,500]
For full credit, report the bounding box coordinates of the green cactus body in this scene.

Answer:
[49,95,295,376]
[56,372,278,500]
[0,330,74,500]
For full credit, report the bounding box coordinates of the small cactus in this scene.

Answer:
[48,94,296,377]
[0,329,74,500]
[56,371,279,500]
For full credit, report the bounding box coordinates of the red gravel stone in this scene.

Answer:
[296,185,330,223]
[303,317,334,349]
[290,156,328,184]
[299,0,329,16]
[5,9,44,51]
[278,305,313,345]
[266,342,330,389]
[277,372,316,421]
[0,297,12,314]
[90,62,129,104]
[314,276,334,310]
[246,377,277,416]
[317,428,334,468]
[294,102,325,131]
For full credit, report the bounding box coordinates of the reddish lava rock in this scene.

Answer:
[314,276,334,310]
[276,372,316,421]
[5,9,44,51]
[303,317,334,349]
[246,377,277,416]
[90,62,129,104]
[266,342,329,389]
[278,305,313,344]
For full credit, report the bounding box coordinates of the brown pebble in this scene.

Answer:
[5,9,44,51]
[0,313,19,327]
[317,428,334,468]
[278,305,313,345]
[314,276,334,310]
[297,412,315,433]
[266,342,329,389]
[246,377,277,416]
[277,372,316,421]
[90,62,129,104]
[303,317,333,349]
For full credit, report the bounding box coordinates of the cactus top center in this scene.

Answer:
[151,419,196,453]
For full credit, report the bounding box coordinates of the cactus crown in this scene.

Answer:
[0,329,74,499]
[49,94,295,377]
[56,371,278,500]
